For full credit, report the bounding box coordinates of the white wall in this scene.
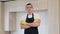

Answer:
[5,0,48,12]
[11,10,48,34]
[5,8,9,31]
[48,0,59,34]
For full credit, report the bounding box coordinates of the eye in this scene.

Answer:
[27,7,29,8]
[26,7,32,8]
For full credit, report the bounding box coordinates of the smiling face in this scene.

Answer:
[26,3,33,13]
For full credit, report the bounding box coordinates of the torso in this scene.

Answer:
[24,13,38,34]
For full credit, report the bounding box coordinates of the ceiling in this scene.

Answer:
[0,0,15,2]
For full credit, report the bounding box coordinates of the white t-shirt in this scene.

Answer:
[21,13,40,20]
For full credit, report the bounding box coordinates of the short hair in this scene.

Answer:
[26,3,33,8]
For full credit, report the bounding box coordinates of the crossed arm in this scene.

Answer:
[21,19,41,29]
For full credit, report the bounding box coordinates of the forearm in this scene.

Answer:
[21,24,30,29]
[27,22,40,27]
[27,19,40,27]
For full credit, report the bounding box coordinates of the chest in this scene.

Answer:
[26,14,34,23]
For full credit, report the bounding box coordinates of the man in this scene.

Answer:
[20,3,41,34]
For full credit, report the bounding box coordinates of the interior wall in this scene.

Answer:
[0,2,5,34]
[0,2,11,34]
[11,10,48,34]
[0,2,2,34]
[5,0,48,12]
[59,0,60,34]
[48,0,59,34]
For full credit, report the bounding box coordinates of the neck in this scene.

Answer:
[28,12,33,15]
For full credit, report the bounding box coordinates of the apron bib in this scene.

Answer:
[24,13,38,34]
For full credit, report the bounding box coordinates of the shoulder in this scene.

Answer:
[33,13,40,19]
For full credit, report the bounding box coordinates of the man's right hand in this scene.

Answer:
[21,24,30,29]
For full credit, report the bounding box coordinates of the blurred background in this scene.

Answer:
[0,0,60,34]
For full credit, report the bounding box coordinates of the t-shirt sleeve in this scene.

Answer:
[34,13,40,19]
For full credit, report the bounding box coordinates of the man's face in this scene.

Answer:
[26,5,33,13]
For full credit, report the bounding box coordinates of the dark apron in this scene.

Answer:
[24,13,38,34]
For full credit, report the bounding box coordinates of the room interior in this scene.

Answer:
[0,0,60,34]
